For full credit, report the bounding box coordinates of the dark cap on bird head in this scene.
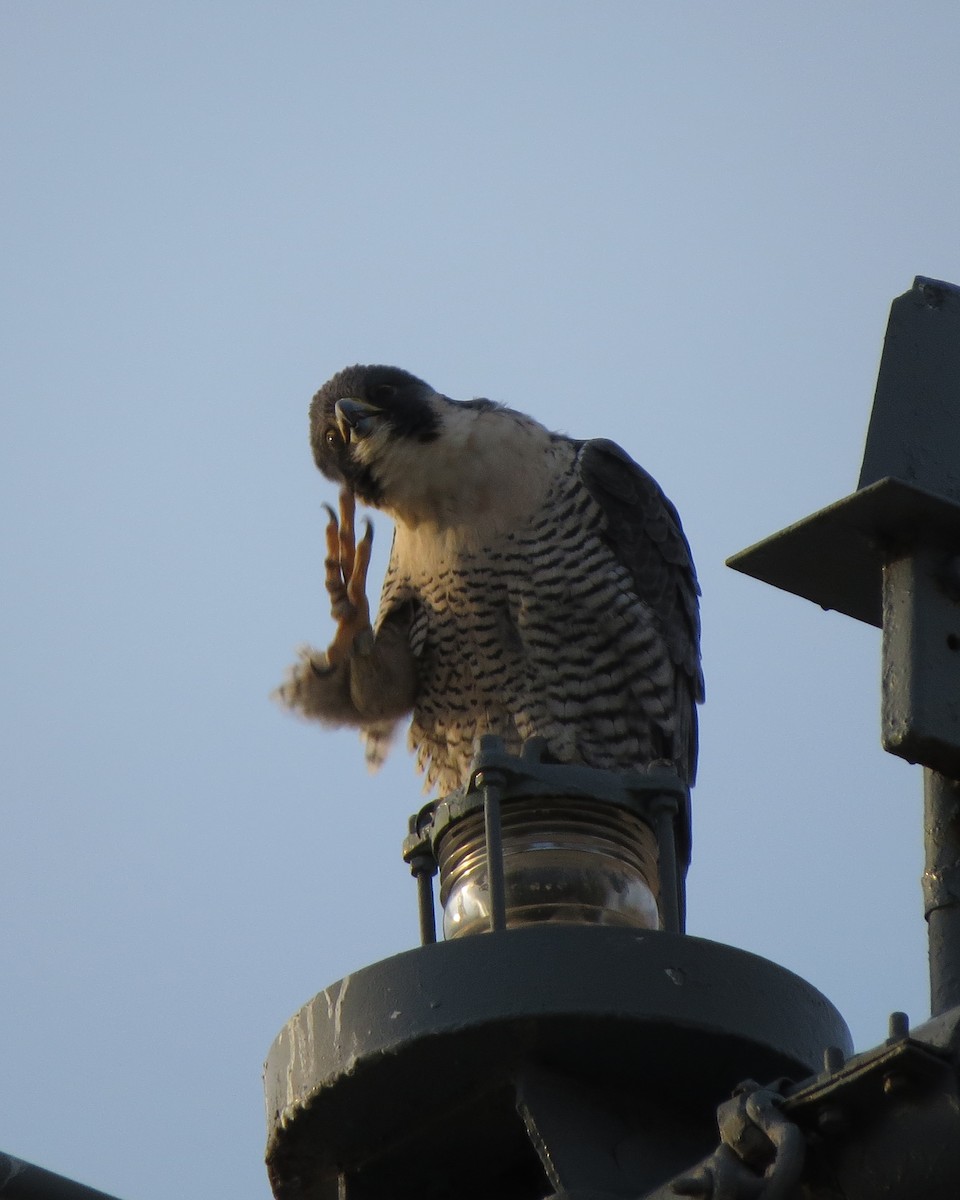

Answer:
[308,364,439,502]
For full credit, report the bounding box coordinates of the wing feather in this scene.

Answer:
[577,437,703,782]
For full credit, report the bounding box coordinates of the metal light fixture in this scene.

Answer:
[403,736,690,942]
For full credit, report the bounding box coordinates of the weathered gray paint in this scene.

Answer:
[264,926,850,1199]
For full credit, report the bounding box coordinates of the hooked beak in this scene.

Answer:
[335,397,382,442]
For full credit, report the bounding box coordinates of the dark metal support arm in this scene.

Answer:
[0,1154,125,1200]
[728,275,960,1021]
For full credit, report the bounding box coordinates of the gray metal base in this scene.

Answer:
[264,927,850,1200]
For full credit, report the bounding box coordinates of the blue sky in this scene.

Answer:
[3,3,959,1196]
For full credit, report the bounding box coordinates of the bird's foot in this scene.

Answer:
[323,487,373,666]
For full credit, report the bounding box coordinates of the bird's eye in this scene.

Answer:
[325,427,342,449]
[373,383,396,400]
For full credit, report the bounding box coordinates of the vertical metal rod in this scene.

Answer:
[655,805,681,935]
[923,769,960,1015]
[483,778,507,932]
[415,869,437,945]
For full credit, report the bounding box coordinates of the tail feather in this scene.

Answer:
[361,720,401,771]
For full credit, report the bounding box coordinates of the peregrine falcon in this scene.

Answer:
[277,364,703,796]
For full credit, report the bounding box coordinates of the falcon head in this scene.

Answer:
[309,363,551,530]
[309,365,444,507]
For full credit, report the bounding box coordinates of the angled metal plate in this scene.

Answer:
[727,478,960,628]
[860,276,960,501]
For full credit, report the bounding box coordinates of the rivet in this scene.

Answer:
[823,1045,845,1072]
[887,1011,909,1042]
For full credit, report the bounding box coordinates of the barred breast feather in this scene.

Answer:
[363,436,702,796]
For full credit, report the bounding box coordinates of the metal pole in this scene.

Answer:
[654,804,681,935]
[481,776,507,932]
[0,1153,125,1200]
[414,868,437,945]
[924,769,960,1015]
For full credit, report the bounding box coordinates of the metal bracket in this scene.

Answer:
[726,276,960,1018]
[728,276,960,777]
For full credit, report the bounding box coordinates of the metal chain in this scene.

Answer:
[671,1081,805,1200]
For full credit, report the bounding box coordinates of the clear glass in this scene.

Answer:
[437,800,660,940]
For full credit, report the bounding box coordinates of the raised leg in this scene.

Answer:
[323,488,374,666]
[274,488,417,733]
